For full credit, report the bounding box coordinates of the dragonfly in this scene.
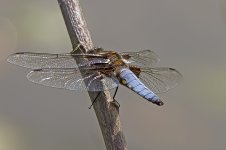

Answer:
[7,46,182,106]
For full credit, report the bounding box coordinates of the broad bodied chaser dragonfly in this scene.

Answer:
[7,46,182,106]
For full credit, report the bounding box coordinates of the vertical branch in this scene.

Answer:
[58,0,92,50]
[57,0,127,150]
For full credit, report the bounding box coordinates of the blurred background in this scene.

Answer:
[0,0,226,150]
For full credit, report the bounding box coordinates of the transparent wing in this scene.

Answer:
[136,67,182,93]
[7,52,109,69]
[26,68,119,91]
[120,50,160,67]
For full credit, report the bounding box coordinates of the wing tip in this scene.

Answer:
[6,54,16,64]
[26,70,34,80]
[169,68,183,81]
[7,52,26,64]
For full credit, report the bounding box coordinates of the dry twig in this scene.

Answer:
[57,0,127,149]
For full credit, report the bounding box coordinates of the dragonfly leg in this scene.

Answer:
[89,87,120,109]
[88,92,101,109]
[111,87,120,108]
[70,43,82,53]
[113,87,118,100]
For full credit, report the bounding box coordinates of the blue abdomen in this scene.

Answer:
[120,68,163,105]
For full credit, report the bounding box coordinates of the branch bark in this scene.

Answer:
[57,0,127,150]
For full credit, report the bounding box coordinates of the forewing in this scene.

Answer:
[26,68,119,91]
[120,50,160,67]
[7,52,109,69]
[138,67,182,93]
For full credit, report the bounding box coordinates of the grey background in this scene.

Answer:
[0,0,226,150]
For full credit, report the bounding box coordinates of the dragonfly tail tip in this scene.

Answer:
[154,100,164,106]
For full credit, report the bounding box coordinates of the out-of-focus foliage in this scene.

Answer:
[0,119,24,150]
